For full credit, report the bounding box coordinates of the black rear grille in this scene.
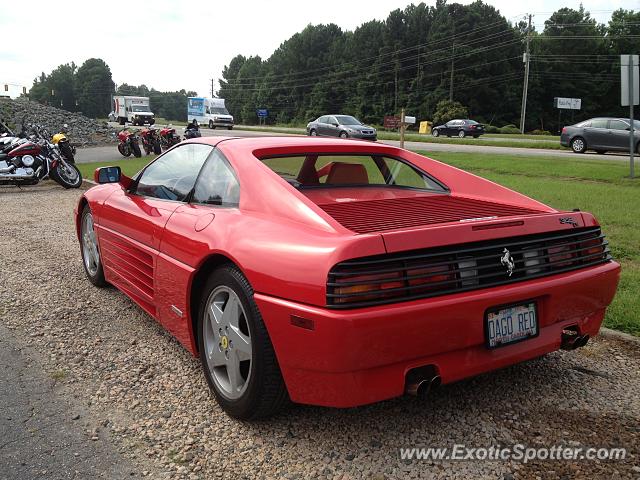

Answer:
[326,227,612,309]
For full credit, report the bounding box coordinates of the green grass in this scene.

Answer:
[234,125,566,150]
[78,157,156,180]
[418,150,640,335]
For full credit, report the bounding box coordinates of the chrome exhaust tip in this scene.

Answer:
[406,375,441,397]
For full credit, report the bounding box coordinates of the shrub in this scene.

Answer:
[432,100,469,126]
[530,129,552,136]
[484,125,500,133]
[499,125,521,134]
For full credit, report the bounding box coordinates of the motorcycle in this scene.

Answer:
[51,124,76,163]
[159,125,181,150]
[184,125,201,139]
[0,124,82,189]
[140,126,162,155]
[117,129,142,158]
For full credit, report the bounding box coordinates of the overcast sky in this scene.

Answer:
[0,0,636,97]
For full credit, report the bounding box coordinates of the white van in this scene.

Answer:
[187,97,234,129]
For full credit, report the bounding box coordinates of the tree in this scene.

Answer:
[76,58,114,117]
[432,100,468,125]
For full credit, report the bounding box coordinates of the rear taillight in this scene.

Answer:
[470,125,476,129]
[562,127,567,134]
[581,237,605,257]
[548,243,575,266]
[333,271,404,304]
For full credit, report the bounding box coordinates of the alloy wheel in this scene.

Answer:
[203,286,252,400]
[82,212,100,276]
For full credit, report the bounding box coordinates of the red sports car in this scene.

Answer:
[75,137,620,419]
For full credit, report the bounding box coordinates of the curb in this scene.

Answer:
[600,327,640,345]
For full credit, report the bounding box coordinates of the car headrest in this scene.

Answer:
[326,162,369,185]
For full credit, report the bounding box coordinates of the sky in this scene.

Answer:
[0,0,637,98]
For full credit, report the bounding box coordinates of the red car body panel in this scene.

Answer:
[74,136,621,408]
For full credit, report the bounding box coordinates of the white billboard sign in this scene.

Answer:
[554,97,581,110]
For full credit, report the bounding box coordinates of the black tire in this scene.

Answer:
[227,126,233,130]
[309,129,317,136]
[149,119,155,126]
[458,130,466,138]
[119,117,126,126]
[570,136,587,154]
[51,161,82,189]
[131,140,142,158]
[209,120,214,129]
[211,125,216,130]
[473,135,480,139]
[153,140,161,155]
[339,131,348,139]
[432,129,439,137]
[117,143,131,157]
[59,141,75,163]
[197,265,288,419]
[80,205,107,287]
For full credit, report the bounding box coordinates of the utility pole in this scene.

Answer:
[400,108,406,149]
[519,14,532,134]
[211,79,215,98]
[449,44,455,101]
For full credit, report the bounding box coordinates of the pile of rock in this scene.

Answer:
[0,98,117,146]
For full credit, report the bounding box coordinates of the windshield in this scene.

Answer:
[260,154,446,191]
[131,105,150,112]
[335,115,362,126]
[211,107,230,115]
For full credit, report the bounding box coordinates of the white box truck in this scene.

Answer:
[112,95,155,126]
[187,97,234,129]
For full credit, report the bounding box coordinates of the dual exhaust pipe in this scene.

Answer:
[405,366,441,398]
[561,329,590,350]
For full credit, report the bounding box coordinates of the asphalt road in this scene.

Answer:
[77,125,631,164]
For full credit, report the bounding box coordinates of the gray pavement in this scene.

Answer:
[0,323,143,479]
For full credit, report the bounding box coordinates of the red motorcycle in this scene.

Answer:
[159,125,181,150]
[140,126,162,155]
[117,129,142,158]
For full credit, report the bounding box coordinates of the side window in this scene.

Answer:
[609,120,628,131]
[590,119,608,129]
[192,149,240,207]
[134,144,213,201]
[328,116,338,125]
[318,116,328,123]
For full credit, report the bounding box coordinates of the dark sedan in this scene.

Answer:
[561,117,640,154]
[306,115,377,141]
[432,119,485,138]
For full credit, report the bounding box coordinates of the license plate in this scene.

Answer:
[485,302,538,348]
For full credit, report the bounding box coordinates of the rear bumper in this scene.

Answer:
[560,134,570,146]
[256,261,620,407]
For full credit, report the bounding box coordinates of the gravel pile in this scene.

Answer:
[0,185,638,479]
[0,98,116,146]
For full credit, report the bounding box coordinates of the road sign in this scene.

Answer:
[621,55,639,107]
[554,97,581,110]
[257,109,268,118]
[383,116,401,129]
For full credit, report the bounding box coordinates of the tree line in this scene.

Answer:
[28,61,195,121]
[217,1,639,132]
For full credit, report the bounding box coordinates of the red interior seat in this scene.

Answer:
[325,163,369,185]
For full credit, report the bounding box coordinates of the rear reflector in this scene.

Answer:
[290,315,315,330]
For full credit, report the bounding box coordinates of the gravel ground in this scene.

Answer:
[0,184,638,480]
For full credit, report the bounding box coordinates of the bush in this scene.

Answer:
[499,124,521,134]
[484,125,499,133]
[432,100,469,126]
[530,129,552,136]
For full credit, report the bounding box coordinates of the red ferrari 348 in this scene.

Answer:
[75,137,620,419]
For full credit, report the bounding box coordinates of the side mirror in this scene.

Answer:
[95,166,121,184]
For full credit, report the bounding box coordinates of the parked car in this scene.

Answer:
[561,117,640,154]
[307,115,377,140]
[432,119,485,138]
[77,136,619,419]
